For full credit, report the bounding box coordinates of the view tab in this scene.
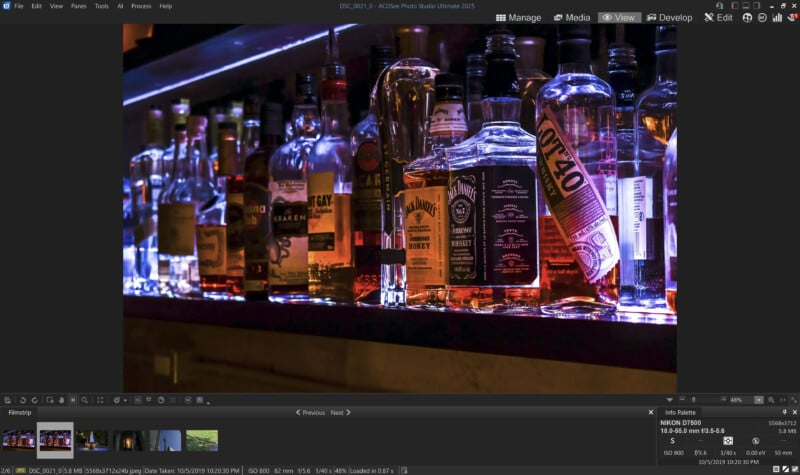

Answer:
[597,11,642,23]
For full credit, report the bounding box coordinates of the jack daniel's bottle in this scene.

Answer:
[444,29,540,313]
[535,24,619,316]
[403,73,467,309]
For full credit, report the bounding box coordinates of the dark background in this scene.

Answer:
[0,18,795,393]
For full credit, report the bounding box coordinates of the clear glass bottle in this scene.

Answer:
[195,193,227,300]
[535,24,619,316]
[128,104,165,295]
[216,121,245,300]
[161,98,190,187]
[268,72,321,303]
[445,29,540,314]
[625,24,678,309]
[515,35,552,136]
[157,122,189,297]
[163,116,217,298]
[403,72,467,309]
[351,44,395,305]
[123,178,136,294]
[376,25,440,307]
[464,52,486,138]
[307,29,354,304]
[663,127,677,315]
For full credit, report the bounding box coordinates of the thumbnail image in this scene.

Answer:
[2,429,36,451]
[149,430,182,452]
[36,422,74,460]
[76,430,110,452]
[185,430,218,452]
[114,430,146,452]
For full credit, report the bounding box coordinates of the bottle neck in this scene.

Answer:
[482,56,521,124]
[293,103,322,139]
[320,77,349,136]
[189,134,214,184]
[241,118,261,159]
[655,49,677,84]
[557,40,593,75]
[171,132,189,180]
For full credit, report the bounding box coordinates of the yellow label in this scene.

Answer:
[308,171,335,251]
[405,185,448,285]
[196,224,227,276]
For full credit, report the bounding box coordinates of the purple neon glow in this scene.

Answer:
[123,24,359,107]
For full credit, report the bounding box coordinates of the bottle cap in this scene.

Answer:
[394,25,429,59]
[515,36,546,70]
[655,24,677,51]
[557,24,591,42]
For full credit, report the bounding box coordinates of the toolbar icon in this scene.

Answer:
[705,12,715,20]
[1,2,11,11]
[646,12,657,20]
[758,11,769,20]
[495,13,506,21]
[773,12,784,20]
[2,396,11,404]
[717,1,725,7]
[743,11,754,20]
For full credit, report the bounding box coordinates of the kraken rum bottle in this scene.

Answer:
[376,25,440,307]
[535,24,619,316]
[268,72,321,303]
[445,29,540,313]
[403,73,467,309]
[307,29,354,304]
[351,45,395,305]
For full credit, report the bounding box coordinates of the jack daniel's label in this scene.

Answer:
[536,108,620,284]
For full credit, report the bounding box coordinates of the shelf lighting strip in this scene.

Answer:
[123,23,360,107]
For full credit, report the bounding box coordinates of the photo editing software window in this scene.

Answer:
[1,0,799,472]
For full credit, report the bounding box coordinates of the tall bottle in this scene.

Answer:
[157,122,189,297]
[268,72,321,303]
[128,104,165,295]
[445,29,540,313]
[624,24,678,309]
[535,24,619,316]
[161,98,191,187]
[243,86,284,301]
[216,121,245,299]
[515,35,551,136]
[307,29,354,304]
[403,72,467,309]
[164,116,217,297]
[351,44,395,305]
[464,52,486,138]
[376,25,440,307]
[663,127,677,315]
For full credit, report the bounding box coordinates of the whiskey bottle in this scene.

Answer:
[445,29,540,313]
[535,24,619,316]
[625,24,678,309]
[216,121,245,299]
[376,25,440,307]
[351,44,395,305]
[128,104,165,295]
[403,72,467,309]
[515,35,551,136]
[268,72,321,303]
[663,127,677,315]
[307,29,355,304]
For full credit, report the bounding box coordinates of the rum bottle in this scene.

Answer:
[376,25,440,307]
[307,29,355,304]
[535,24,619,316]
[268,72,321,303]
[403,72,467,309]
[445,29,540,313]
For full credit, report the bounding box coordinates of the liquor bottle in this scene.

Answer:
[123,178,135,293]
[163,116,217,297]
[351,44,395,305]
[515,35,551,136]
[216,121,245,299]
[243,86,285,301]
[445,29,540,313]
[161,98,191,187]
[535,24,619,316]
[663,127,677,315]
[376,25,440,307]
[464,52,486,138]
[195,193,227,299]
[157,122,189,297]
[403,72,467,309]
[307,29,355,304]
[128,104,165,294]
[268,72,321,303]
[624,24,677,309]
